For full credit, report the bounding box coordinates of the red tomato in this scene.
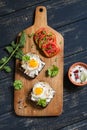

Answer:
[34,28,60,57]
[34,28,47,45]
[42,42,60,57]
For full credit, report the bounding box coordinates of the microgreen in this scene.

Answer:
[0,31,26,72]
[28,33,34,38]
[31,44,34,48]
[3,66,12,73]
[48,32,52,36]
[47,65,59,77]
[55,58,58,62]
[42,31,46,34]
[13,80,23,90]
[43,37,46,41]
[59,41,62,44]
[37,99,47,107]
[22,55,30,62]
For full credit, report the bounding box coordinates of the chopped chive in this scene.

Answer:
[42,31,46,34]
[59,41,62,44]
[28,33,34,38]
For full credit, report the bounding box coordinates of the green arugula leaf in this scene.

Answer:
[5,46,13,53]
[42,31,46,34]
[15,49,24,60]
[47,65,59,77]
[0,31,26,72]
[3,66,11,72]
[22,55,30,62]
[37,99,47,107]
[0,57,8,65]
[48,32,52,36]
[13,80,23,90]
[19,31,26,47]
[11,41,16,48]
[28,33,34,38]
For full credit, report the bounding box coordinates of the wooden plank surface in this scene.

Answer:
[0,0,87,129]
[14,6,64,116]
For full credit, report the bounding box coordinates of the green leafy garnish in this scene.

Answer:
[48,32,52,36]
[18,32,26,47]
[0,31,26,72]
[59,41,62,44]
[55,58,58,62]
[47,65,59,77]
[0,57,8,65]
[13,80,23,90]
[15,49,24,60]
[43,37,46,41]
[22,55,30,62]
[28,33,34,38]
[42,31,46,34]
[11,41,16,48]
[3,66,11,73]
[5,46,13,53]
[37,99,47,107]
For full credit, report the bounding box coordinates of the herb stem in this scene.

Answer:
[0,44,19,70]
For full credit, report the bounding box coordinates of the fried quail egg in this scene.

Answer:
[21,53,45,78]
[31,82,55,107]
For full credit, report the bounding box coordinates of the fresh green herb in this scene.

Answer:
[18,32,26,47]
[47,65,59,77]
[42,31,46,34]
[22,55,30,62]
[48,32,52,36]
[39,41,43,44]
[43,37,46,41]
[55,58,58,62]
[59,41,62,44]
[0,57,12,72]
[15,49,24,60]
[35,38,38,44]
[0,57,8,65]
[11,41,16,48]
[28,33,34,38]
[5,46,13,53]
[0,31,26,72]
[13,80,23,90]
[37,99,47,107]
[3,66,12,73]
[31,44,34,48]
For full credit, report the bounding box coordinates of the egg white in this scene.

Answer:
[21,53,45,78]
[31,82,55,104]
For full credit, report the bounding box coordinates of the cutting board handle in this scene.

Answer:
[34,6,47,26]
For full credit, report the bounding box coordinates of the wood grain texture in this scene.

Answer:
[14,6,64,116]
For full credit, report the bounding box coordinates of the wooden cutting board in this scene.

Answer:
[14,6,64,116]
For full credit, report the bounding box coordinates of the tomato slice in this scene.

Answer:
[34,28,47,45]
[34,28,60,57]
[42,42,60,57]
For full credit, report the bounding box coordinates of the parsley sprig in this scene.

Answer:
[0,31,26,72]
[13,80,23,90]
[37,99,47,107]
[22,55,30,62]
[47,65,59,77]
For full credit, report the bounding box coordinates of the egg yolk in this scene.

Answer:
[29,59,38,68]
[34,87,43,95]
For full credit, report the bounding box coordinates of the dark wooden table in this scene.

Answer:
[0,0,87,129]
